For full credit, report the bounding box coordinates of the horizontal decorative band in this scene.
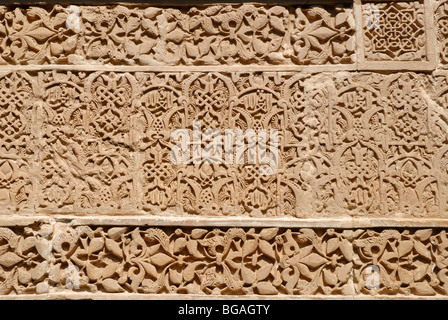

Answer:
[1,70,448,219]
[0,224,446,297]
[0,3,356,66]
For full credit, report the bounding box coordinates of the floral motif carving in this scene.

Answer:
[0,71,442,217]
[0,4,356,66]
[1,225,448,296]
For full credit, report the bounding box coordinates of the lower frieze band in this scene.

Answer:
[0,224,447,297]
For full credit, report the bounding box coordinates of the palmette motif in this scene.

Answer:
[0,225,447,296]
[362,1,426,61]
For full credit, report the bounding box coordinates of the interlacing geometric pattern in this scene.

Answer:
[0,0,447,298]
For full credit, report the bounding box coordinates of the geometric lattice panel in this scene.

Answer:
[355,0,436,70]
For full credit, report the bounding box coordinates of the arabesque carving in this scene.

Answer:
[0,71,445,218]
[0,224,447,296]
[0,4,355,66]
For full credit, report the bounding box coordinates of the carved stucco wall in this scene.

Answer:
[0,0,448,299]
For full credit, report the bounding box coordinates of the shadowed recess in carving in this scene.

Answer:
[0,71,446,217]
[0,3,355,66]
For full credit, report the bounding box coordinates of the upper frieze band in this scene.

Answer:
[0,1,437,70]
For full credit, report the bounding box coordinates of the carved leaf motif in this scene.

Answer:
[0,244,8,257]
[183,261,202,282]
[257,264,272,282]
[398,240,414,257]
[259,240,276,259]
[257,281,278,295]
[332,43,346,56]
[300,245,314,259]
[241,266,256,284]
[52,12,68,28]
[345,36,355,52]
[86,263,103,281]
[18,268,31,285]
[102,263,117,279]
[413,262,428,282]
[142,20,158,37]
[88,238,105,255]
[309,27,337,41]
[201,17,216,34]
[191,229,208,239]
[166,29,185,44]
[174,238,187,253]
[50,43,63,56]
[269,16,285,33]
[169,269,183,285]
[242,240,258,257]
[141,261,158,279]
[340,239,353,261]
[414,241,430,259]
[106,238,123,259]
[102,278,125,293]
[127,16,141,33]
[300,253,327,268]
[253,38,268,55]
[323,269,338,286]
[0,252,23,268]
[108,227,127,240]
[413,282,436,296]
[398,268,413,285]
[151,253,175,267]
[125,41,139,57]
[35,238,50,260]
[307,35,321,50]
[139,40,155,56]
[186,240,204,258]
[32,261,48,281]
[260,228,279,241]
[144,7,162,19]
[335,12,349,27]
[337,263,352,282]
[253,16,268,30]
[297,263,312,280]
[27,28,55,41]
[185,43,199,58]
[269,6,285,16]
[415,229,432,242]
[326,238,339,255]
